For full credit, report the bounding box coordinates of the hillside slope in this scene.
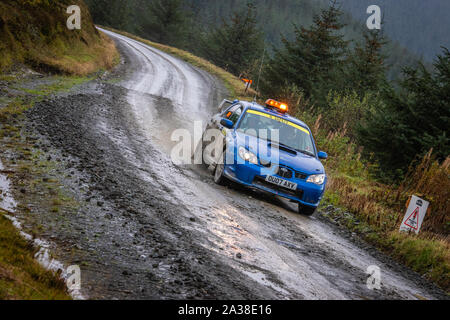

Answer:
[0,0,118,75]
[340,0,450,61]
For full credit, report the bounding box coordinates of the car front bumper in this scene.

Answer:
[222,162,325,208]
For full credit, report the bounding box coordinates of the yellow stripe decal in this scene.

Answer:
[246,110,310,135]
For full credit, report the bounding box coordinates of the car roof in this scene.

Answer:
[239,100,310,131]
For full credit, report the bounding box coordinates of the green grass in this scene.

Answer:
[0,75,16,82]
[14,76,93,97]
[386,233,450,289]
[0,211,70,300]
[0,99,30,122]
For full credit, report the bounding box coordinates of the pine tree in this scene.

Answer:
[145,0,187,46]
[261,1,348,107]
[357,47,450,180]
[346,29,387,96]
[201,2,264,76]
[84,0,131,29]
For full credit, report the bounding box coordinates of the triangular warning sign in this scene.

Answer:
[404,207,420,230]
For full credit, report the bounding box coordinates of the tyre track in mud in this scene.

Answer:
[23,29,447,300]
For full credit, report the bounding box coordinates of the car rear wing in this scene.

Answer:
[218,99,234,112]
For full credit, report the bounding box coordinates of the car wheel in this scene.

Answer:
[213,152,227,185]
[298,203,316,216]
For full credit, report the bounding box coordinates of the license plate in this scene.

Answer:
[265,175,297,191]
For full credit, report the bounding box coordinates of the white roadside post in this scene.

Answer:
[399,195,429,234]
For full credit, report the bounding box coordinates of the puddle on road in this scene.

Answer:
[128,89,211,157]
[241,270,290,296]
[0,159,17,211]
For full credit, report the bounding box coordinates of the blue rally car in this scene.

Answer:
[201,98,328,216]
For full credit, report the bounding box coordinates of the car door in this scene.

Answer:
[217,104,243,162]
[203,104,243,164]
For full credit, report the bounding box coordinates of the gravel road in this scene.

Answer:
[22,29,446,300]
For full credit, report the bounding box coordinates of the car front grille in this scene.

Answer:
[259,163,308,180]
[277,166,293,179]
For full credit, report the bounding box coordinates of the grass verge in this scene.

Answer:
[32,31,119,76]
[0,210,70,300]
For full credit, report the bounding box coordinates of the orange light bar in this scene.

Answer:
[265,99,288,113]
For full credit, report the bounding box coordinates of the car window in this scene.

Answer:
[221,104,237,117]
[237,110,316,157]
[224,105,243,124]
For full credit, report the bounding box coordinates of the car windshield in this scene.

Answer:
[237,110,316,156]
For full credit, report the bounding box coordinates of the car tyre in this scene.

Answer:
[213,152,227,185]
[298,203,316,216]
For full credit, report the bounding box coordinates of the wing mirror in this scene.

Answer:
[220,118,234,129]
[318,151,328,160]
[218,99,239,112]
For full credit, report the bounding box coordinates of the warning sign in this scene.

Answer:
[399,195,429,234]
[239,75,253,93]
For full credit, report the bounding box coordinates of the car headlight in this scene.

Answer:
[238,146,258,165]
[307,174,325,185]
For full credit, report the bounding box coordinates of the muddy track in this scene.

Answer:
[23,29,446,300]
